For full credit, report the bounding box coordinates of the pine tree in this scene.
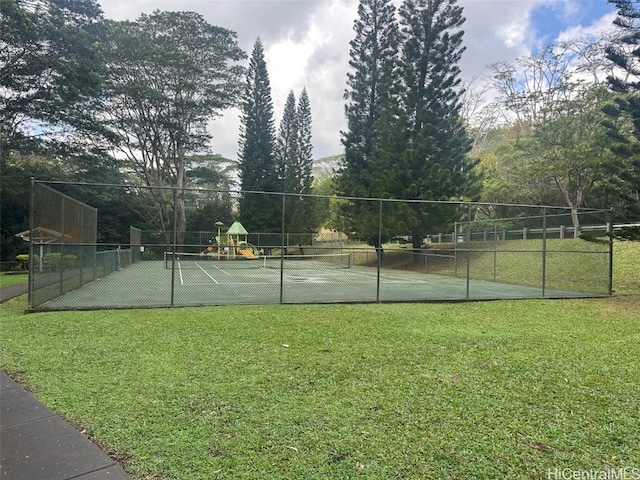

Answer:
[395,0,479,248]
[603,0,640,219]
[338,0,400,249]
[238,38,279,233]
[606,0,640,93]
[287,87,316,242]
[276,91,299,193]
[295,87,314,198]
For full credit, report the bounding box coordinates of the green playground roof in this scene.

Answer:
[227,221,248,235]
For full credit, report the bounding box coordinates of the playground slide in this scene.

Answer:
[239,248,258,259]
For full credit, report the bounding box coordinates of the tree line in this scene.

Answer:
[1,0,639,265]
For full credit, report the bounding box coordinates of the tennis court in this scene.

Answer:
[26,181,612,311]
[37,253,599,310]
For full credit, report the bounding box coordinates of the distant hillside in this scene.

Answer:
[313,153,343,181]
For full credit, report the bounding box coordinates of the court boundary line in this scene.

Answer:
[180,261,431,284]
[178,277,429,287]
[195,262,219,284]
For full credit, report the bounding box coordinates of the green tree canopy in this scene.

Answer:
[103,10,245,244]
[0,0,107,162]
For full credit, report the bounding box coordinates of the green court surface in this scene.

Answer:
[35,258,602,310]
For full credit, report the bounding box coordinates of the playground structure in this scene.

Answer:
[201,221,258,260]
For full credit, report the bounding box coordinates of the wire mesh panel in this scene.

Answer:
[29,182,144,309]
[30,183,98,307]
[27,181,613,310]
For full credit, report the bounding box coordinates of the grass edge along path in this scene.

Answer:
[1,295,639,479]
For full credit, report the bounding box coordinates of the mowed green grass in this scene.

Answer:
[0,272,27,288]
[1,242,638,479]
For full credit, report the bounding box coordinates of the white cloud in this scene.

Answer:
[556,11,617,42]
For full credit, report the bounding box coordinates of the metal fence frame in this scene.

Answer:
[27,179,614,310]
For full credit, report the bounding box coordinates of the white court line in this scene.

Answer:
[210,263,233,276]
[181,278,424,287]
[179,262,185,285]
[195,262,219,284]
[313,266,430,284]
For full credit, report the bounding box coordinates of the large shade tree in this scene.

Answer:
[0,0,137,262]
[103,11,245,245]
[486,34,635,226]
[0,0,107,162]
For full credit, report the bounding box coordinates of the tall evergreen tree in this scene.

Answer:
[287,87,316,241]
[276,91,299,193]
[238,38,279,232]
[395,0,479,249]
[604,0,640,218]
[295,87,314,198]
[273,88,316,243]
[338,0,400,250]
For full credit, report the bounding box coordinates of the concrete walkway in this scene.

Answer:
[0,282,28,303]
[0,370,131,479]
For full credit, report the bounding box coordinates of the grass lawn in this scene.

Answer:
[0,271,27,288]
[1,242,639,479]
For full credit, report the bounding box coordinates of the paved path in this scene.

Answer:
[0,282,28,303]
[0,370,132,479]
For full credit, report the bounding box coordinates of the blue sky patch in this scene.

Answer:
[530,0,616,44]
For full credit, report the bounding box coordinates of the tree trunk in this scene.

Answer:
[571,206,581,238]
[412,230,423,264]
[374,241,385,263]
[554,176,582,238]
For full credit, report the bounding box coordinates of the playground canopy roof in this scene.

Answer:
[15,227,71,244]
[227,222,248,236]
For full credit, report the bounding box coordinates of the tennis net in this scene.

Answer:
[164,252,352,270]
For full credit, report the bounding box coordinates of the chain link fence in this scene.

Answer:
[27,180,613,311]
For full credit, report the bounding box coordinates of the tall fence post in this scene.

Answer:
[59,196,65,296]
[376,200,382,303]
[28,178,35,309]
[466,204,471,299]
[542,207,547,298]
[280,193,285,304]
[493,219,498,281]
[170,188,177,307]
[608,209,614,296]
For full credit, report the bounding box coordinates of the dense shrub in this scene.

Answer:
[43,253,77,270]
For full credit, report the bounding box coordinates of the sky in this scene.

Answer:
[100,0,619,162]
